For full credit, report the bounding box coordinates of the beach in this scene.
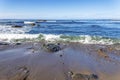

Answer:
[0,41,120,80]
[1,0,120,79]
[0,19,120,80]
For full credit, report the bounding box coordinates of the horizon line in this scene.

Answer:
[1,18,120,20]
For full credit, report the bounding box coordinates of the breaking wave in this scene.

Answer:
[38,34,120,44]
[0,25,32,34]
[0,33,119,45]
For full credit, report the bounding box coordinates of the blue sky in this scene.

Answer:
[0,0,120,19]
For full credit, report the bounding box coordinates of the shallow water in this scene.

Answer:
[0,42,120,80]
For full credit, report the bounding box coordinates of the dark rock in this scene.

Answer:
[27,47,34,49]
[68,71,74,76]
[12,25,23,28]
[0,42,9,45]
[44,43,61,52]
[15,43,21,45]
[89,74,99,80]
[60,54,63,57]
[31,23,36,26]
[99,48,106,52]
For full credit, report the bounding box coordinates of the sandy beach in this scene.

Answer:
[0,41,120,80]
[1,0,120,79]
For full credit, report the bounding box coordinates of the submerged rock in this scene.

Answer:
[72,73,98,80]
[97,48,109,58]
[72,73,89,80]
[91,25,101,28]
[0,42,9,45]
[113,43,120,50]
[60,54,63,57]
[15,42,22,45]
[12,25,23,28]
[9,66,29,80]
[89,74,99,80]
[43,43,61,52]
[31,23,36,26]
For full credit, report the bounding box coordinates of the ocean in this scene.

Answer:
[0,19,120,44]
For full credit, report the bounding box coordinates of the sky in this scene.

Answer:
[0,0,120,19]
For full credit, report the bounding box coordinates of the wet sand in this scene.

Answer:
[0,42,120,80]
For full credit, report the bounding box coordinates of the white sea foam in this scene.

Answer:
[0,25,32,34]
[0,34,39,42]
[39,34,120,44]
[43,34,60,41]
[24,21,35,24]
[0,33,119,44]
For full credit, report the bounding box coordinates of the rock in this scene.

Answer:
[113,43,120,50]
[31,23,36,26]
[15,42,22,45]
[72,73,98,80]
[12,25,23,28]
[44,43,61,52]
[97,48,109,58]
[9,66,29,80]
[0,42,9,45]
[68,71,74,77]
[60,54,63,57]
[89,74,99,80]
[72,73,89,80]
